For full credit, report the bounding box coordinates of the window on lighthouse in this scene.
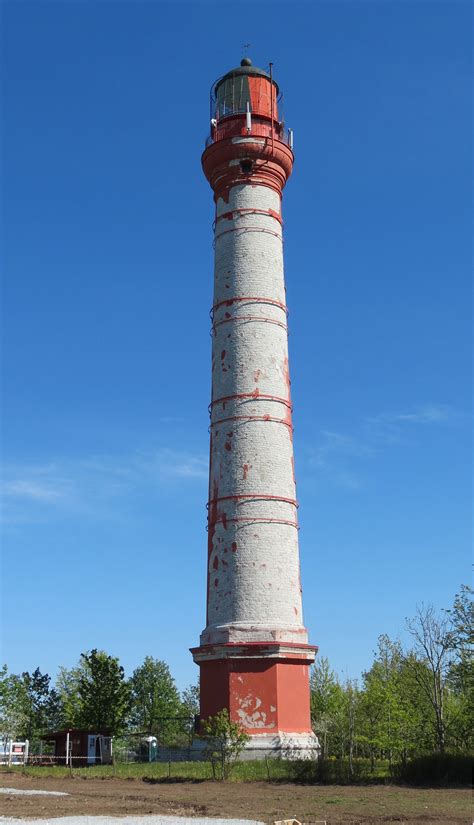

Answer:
[216,75,251,118]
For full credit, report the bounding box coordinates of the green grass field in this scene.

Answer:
[1,758,391,783]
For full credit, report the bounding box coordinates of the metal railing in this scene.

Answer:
[210,85,283,121]
[205,126,293,149]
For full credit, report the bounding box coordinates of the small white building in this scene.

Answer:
[0,739,29,765]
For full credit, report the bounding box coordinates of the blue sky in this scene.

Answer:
[1,0,471,691]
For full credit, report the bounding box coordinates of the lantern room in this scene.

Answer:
[208,57,291,147]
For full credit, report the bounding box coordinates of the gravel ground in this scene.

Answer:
[1,774,470,823]
[0,789,69,797]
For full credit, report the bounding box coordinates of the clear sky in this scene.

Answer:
[1,0,471,692]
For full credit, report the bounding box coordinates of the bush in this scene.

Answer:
[288,757,372,785]
[202,709,250,780]
[392,754,473,786]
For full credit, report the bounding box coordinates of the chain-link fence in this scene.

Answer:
[114,717,197,763]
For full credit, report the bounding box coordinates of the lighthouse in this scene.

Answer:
[191,58,318,758]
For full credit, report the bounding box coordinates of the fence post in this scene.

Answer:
[22,741,29,775]
[265,755,271,781]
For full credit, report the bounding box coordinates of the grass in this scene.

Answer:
[1,759,283,782]
[1,758,391,783]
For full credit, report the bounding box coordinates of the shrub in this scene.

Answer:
[392,754,473,786]
[202,709,250,780]
[288,757,371,785]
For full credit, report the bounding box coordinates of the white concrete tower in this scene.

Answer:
[191,58,318,758]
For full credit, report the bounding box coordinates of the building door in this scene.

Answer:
[87,735,96,765]
[99,736,112,764]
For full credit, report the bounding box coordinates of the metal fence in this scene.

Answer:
[0,740,29,766]
[1,718,199,768]
[205,126,293,149]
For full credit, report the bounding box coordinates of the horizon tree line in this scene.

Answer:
[1,585,471,762]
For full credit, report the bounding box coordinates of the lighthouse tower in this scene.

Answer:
[191,58,318,758]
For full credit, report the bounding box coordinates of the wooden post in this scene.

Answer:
[265,755,271,781]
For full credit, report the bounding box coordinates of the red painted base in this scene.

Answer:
[191,643,316,735]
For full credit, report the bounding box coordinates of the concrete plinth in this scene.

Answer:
[189,731,320,762]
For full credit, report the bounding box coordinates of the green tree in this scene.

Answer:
[355,636,430,766]
[181,682,200,718]
[343,679,360,779]
[21,669,60,739]
[448,584,474,650]
[55,665,84,727]
[359,664,385,770]
[202,708,249,780]
[405,605,457,754]
[0,666,28,740]
[181,681,200,743]
[78,649,130,735]
[310,657,340,758]
[0,667,61,741]
[129,656,182,744]
[444,585,474,751]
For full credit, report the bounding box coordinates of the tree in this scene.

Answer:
[55,665,84,727]
[449,585,474,647]
[375,636,423,765]
[181,681,200,743]
[444,585,474,752]
[129,656,182,744]
[181,682,200,719]
[0,666,28,740]
[405,604,457,753]
[202,709,249,780]
[78,649,130,735]
[359,664,385,771]
[0,667,60,741]
[22,669,59,740]
[310,657,340,758]
[446,584,473,693]
[343,679,359,780]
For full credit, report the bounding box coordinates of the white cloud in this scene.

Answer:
[1,447,208,524]
[135,448,208,481]
[309,403,463,490]
[366,404,458,427]
[166,456,208,479]
[2,480,65,503]
[314,430,374,468]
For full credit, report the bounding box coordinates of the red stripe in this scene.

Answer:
[207,493,298,507]
[209,414,292,429]
[209,516,299,529]
[210,392,291,410]
[213,315,288,332]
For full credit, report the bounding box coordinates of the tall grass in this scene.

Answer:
[6,756,470,786]
[1,758,388,783]
[1,761,279,782]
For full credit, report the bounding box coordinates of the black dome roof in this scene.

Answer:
[214,58,279,95]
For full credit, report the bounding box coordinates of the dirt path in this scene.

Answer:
[0,773,471,823]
